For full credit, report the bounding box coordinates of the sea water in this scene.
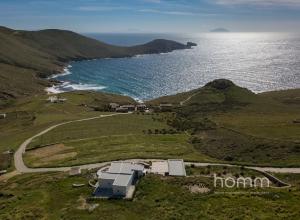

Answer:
[49,32,300,101]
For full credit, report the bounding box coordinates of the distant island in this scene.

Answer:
[0,26,196,107]
[210,28,230,33]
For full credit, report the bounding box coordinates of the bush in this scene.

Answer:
[190,137,201,144]
[224,156,234,161]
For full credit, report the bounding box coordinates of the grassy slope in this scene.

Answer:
[24,114,212,167]
[0,91,135,171]
[1,171,300,219]
[0,26,190,105]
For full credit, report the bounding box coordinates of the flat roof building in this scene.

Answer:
[168,159,186,176]
[150,159,186,176]
[150,161,169,175]
[96,162,144,198]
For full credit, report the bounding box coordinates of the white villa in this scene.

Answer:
[96,162,144,197]
[94,159,186,198]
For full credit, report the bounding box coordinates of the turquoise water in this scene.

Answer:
[50,33,300,101]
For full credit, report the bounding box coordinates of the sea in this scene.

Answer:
[47,32,300,101]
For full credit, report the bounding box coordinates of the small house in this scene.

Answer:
[47,96,67,103]
[0,113,6,119]
[109,103,120,111]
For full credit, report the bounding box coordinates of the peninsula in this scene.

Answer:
[0,26,195,107]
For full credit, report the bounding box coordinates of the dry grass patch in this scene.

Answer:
[25,144,77,167]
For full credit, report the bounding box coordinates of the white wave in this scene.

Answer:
[45,82,69,94]
[45,81,106,94]
[45,86,63,94]
[50,67,73,79]
[63,83,106,91]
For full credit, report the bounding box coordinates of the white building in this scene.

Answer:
[168,159,186,176]
[97,162,144,197]
[47,96,67,103]
[150,159,186,176]
[150,161,169,175]
[0,113,6,119]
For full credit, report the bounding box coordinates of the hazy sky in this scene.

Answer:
[1,0,300,33]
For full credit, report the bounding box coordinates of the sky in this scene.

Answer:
[1,0,300,33]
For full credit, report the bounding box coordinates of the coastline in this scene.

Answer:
[44,51,183,100]
[45,61,143,102]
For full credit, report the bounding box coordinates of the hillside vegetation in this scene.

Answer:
[1,171,300,219]
[149,79,300,166]
[0,26,192,107]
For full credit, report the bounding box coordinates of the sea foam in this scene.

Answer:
[46,81,106,94]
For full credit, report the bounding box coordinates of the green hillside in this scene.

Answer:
[149,79,300,166]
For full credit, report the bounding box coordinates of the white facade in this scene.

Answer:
[112,174,134,196]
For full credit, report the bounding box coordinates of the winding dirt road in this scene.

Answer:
[14,113,127,173]
[11,113,300,176]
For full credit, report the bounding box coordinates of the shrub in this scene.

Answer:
[224,156,234,161]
